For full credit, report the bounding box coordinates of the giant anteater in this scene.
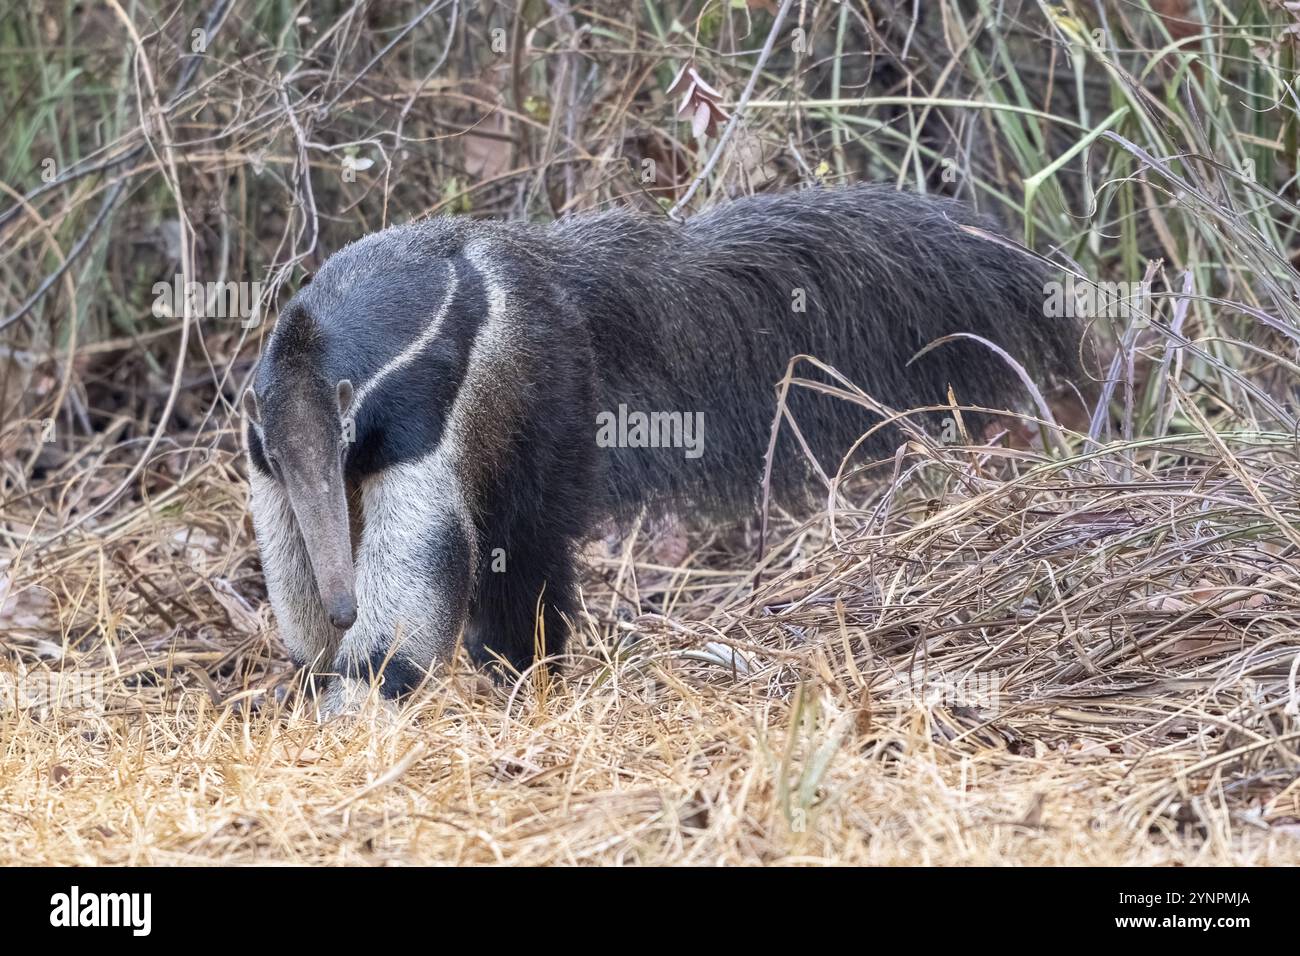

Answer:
[242,184,1079,711]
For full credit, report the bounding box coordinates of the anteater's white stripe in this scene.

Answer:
[443,243,515,453]
[350,263,460,416]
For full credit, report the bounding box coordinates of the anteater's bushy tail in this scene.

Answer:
[547,185,1080,518]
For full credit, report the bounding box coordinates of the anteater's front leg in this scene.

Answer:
[248,470,340,680]
[323,455,475,714]
[466,534,577,677]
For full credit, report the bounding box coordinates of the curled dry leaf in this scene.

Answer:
[667,63,728,139]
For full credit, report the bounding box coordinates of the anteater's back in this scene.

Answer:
[546,185,1078,518]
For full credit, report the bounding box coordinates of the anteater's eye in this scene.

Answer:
[266,455,283,481]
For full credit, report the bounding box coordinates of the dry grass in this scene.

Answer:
[3,413,1299,865]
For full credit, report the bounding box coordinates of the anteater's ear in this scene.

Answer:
[336,379,354,417]
[242,388,261,425]
[299,273,313,287]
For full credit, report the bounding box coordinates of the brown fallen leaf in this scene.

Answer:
[667,63,729,139]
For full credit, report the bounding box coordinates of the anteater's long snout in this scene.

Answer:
[283,468,358,633]
[325,590,357,631]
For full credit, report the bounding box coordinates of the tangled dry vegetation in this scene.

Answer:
[3,1,1300,864]
[4,414,1300,864]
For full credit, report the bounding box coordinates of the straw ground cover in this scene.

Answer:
[2,1,1299,864]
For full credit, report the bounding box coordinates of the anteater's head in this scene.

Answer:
[244,305,358,631]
